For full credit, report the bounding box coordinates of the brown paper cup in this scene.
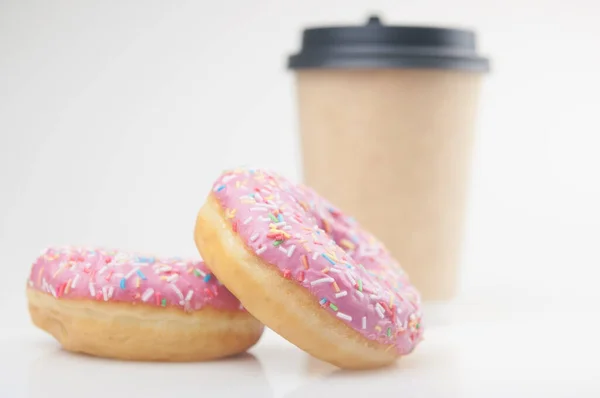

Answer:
[288,16,490,301]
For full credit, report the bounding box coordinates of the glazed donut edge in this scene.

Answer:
[195,194,399,369]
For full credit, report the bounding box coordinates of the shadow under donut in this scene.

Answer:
[27,346,273,398]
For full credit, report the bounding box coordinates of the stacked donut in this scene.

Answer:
[27,168,423,369]
[27,247,263,361]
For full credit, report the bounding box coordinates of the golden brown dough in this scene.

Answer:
[28,288,263,361]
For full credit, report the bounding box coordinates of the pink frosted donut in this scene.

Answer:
[194,168,423,369]
[26,246,263,361]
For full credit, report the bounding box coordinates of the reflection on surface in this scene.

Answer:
[27,343,272,398]
[284,337,461,398]
[304,355,338,376]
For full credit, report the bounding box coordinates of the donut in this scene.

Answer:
[26,246,264,361]
[194,168,424,369]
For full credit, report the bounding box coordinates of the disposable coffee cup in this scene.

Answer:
[287,15,490,301]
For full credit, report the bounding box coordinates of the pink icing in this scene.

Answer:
[212,169,424,354]
[27,246,243,311]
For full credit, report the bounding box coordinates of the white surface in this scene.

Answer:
[2,293,599,397]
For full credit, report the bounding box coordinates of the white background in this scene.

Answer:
[1,0,600,396]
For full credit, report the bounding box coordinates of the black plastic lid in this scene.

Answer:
[287,15,490,72]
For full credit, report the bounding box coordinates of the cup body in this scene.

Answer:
[294,69,483,300]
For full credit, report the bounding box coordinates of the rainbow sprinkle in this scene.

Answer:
[332,281,340,292]
[136,270,147,280]
[321,253,335,265]
[301,254,309,269]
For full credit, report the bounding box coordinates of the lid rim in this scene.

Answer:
[286,15,490,73]
[288,55,491,73]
